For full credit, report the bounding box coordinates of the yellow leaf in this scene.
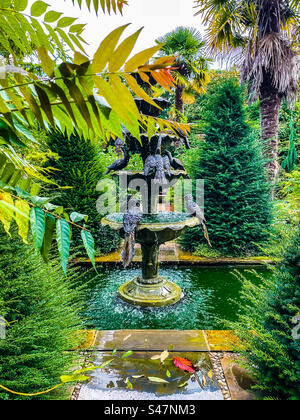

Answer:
[15,199,30,243]
[109,27,143,73]
[0,192,14,236]
[109,74,140,118]
[124,74,162,109]
[202,375,207,388]
[160,350,169,364]
[92,24,130,74]
[38,46,55,78]
[151,355,161,360]
[94,76,134,124]
[208,370,214,380]
[125,44,163,73]
[147,117,156,139]
[74,51,90,65]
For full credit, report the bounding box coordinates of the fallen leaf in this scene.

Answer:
[160,350,169,364]
[208,370,214,379]
[99,359,114,368]
[148,377,169,384]
[122,351,133,359]
[151,355,161,360]
[178,381,189,388]
[132,375,144,379]
[169,344,174,351]
[125,377,133,389]
[173,356,197,373]
[123,334,132,342]
[166,370,171,378]
[112,349,117,355]
[202,375,207,388]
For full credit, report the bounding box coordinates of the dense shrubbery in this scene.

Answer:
[47,131,120,255]
[230,226,300,400]
[0,231,84,400]
[181,77,272,256]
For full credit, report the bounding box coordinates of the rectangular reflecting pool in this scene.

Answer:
[81,265,272,330]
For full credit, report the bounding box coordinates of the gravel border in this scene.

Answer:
[209,352,232,400]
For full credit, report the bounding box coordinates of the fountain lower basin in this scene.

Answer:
[102,212,199,307]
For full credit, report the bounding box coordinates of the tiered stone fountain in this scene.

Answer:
[102,98,199,307]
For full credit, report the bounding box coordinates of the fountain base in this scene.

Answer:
[118,276,183,307]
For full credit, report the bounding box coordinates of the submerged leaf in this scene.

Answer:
[173,356,197,373]
[148,377,169,384]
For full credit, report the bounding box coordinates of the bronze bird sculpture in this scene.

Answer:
[122,198,142,268]
[184,194,212,247]
[105,148,130,175]
[115,137,125,157]
[144,154,157,177]
[165,151,186,172]
[153,135,167,185]
[163,154,172,177]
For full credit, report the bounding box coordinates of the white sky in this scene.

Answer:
[28,0,206,59]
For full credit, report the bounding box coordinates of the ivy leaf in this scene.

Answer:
[31,1,49,17]
[30,207,46,251]
[81,229,96,271]
[41,214,56,262]
[56,218,71,274]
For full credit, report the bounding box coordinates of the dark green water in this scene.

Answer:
[82,265,271,330]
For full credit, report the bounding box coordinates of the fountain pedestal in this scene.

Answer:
[102,212,199,307]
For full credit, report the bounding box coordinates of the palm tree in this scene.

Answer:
[195,0,300,181]
[156,27,211,117]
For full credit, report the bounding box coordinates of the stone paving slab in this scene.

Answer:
[78,351,223,401]
[204,331,243,352]
[94,330,209,352]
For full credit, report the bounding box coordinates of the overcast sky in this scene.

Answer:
[28,0,206,58]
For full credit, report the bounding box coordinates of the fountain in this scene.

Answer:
[102,98,200,307]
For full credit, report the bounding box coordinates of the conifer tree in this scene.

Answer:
[181,78,272,256]
[47,132,120,254]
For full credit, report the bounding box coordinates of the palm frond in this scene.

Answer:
[242,33,300,106]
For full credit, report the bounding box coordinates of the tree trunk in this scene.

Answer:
[175,85,184,116]
[260,75,282,182]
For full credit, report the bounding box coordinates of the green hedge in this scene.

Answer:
[0,230,84,400]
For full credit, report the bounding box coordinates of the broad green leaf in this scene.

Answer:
[56,218,71,274]
[166,370,171,378]
[15,199,30,243]
[44,10,62,23]
[38,46,55,77]
[14,0,28,12]
[31,1,49,17]
[81,230,97,271]
[125,377,133,389]
[57,17,77,28]
[74,51,89,65]
[41,213,56,262]
[92,24,129,74]
[30,207,46,251]
[121,350,133,359]
[125,44,163,72]
[147,377,169,384]
[70,211,88,223]
[109,27,143,72]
